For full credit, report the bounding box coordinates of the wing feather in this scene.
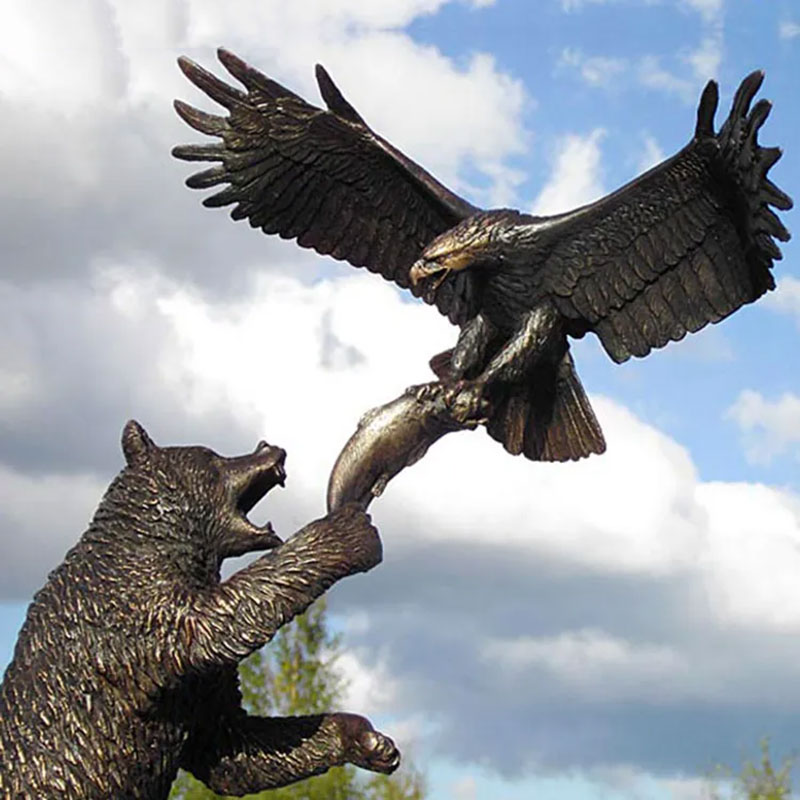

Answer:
[173,49,478,315]
[542,72,791,362]
[660,271,695,333]
[286,187,328,240]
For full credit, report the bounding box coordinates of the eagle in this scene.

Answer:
[173,50,791,462]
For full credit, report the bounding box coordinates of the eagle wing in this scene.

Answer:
[173,49,478,321]
[538,72,792,363]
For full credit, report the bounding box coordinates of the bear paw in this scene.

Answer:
[334,713,401,774]
[327,505,383,574]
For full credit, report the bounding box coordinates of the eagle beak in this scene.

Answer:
[410,258,444,288]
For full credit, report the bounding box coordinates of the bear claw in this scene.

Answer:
[334,713,401,774]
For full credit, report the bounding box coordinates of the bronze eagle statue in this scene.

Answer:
[173,50,791,462]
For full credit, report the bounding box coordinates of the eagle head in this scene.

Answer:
[409,210,525,290]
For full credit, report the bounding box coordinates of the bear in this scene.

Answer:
[0,421,399,799]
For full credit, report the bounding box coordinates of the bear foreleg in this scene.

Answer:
[186,505,382,669]
[182,711,400,795]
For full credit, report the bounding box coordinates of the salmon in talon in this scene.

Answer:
[327,383,485,511]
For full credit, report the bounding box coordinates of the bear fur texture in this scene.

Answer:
[0,421,398,798]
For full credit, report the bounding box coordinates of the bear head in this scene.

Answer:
[120,420,286,562]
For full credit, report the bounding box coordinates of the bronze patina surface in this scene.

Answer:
[174,52,791,463]
[327,381,486,511]
[0,422,398,799]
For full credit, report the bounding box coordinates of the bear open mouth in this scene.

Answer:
[235,451,287,518]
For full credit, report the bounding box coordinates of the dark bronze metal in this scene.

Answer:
[0,421,399,799]
[174,52,792,464]
[327,382,487,511]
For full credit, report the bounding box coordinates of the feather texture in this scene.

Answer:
[485,351,606,462]
[541,71,791,362]
[173,49,478,322]
[174,57,791,463]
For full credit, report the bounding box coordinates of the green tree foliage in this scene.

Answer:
[169,600,425,800]
[705,738,795,800]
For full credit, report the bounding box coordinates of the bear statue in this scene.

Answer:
[0,421,399,798]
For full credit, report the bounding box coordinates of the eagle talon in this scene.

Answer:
[442,379,468,405]
[408,383,441,404]
[445,380,489,425]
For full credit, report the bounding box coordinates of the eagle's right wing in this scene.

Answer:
[173,49,478,314]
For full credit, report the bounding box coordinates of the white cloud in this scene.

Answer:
[0,0,529,285]
[156,270,454,488]
[685,34,723,80]
[404,397,709,577]
[559,48,628,88]
[559,5,723,104]
[765,276,800,321]
[560,0,617,10]
[641,2,723,99]
[697,481,800,630]
[726,390,800,465]
[484,629,684,701]
[638,55,696,102]
[561,42,719,104]
[531,129,605,215]
[470,159,528,209]
[681,0,723,23]
[779,20,800,39]
[337,648,399,715]
[182,0,455,39]
[0,0,126,108]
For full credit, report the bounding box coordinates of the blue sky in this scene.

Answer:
[1,1,799,798]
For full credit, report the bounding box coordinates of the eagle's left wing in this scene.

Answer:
[537,72,792,363]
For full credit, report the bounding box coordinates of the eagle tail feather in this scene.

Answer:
[486,351,606,462]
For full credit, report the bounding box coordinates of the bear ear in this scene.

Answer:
[122,420,156,466]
